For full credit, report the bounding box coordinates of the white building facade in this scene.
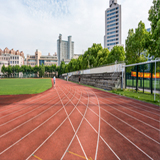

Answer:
[57,34,74,66]
[104,0,122,51]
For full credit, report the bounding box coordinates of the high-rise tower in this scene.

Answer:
[57,34,74,66]
[104,0,122,51]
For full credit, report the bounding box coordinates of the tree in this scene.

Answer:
[148,0,160,58]
[39,64,45,77]
[107,46,125,64]
[1,64,6,75]
[125,21,148,65]
[7,65,12,77]
[33,65,39,76]
[96,48,109,66]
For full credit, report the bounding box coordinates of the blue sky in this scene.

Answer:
[0,0,153,56]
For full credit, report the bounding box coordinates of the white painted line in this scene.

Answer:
[89,90,101,160]
[73,92,160,143]
[75,91,159,122]
[0,91,59,120]
[0,94,61,127]
[26,85,82,160]
[60,89,89,160]
[96,91,160,111]
[0,86,73,155]
[100,107,160,145]
[89,108,154,160]
[56,86,88,160]
[0,89,54,114]
[98,95,160,116]
[75,97,121,160]
[65,85,155,159]
[99,100,160,131]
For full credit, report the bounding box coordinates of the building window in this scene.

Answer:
[10,61,12,64]
[107,11,119,17]
[107,34,119,39]
[107,38,119,42]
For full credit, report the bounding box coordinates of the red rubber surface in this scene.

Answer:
[0,79,159,160]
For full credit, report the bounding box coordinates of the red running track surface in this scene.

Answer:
[0,79,159,160]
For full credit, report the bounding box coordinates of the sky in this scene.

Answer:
[0,0,153,57]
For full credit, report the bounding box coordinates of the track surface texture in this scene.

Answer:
[0,79,160,160]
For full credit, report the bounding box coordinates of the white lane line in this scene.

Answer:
[56,86,88,160]
[89,108,154,160]
[64,86,155,159]
[75,90,159,122]
[100,107,160,145]
[0,85,73,155]
[0,93,62,127]
[73,93,160,144]
[75,99,121,160]
[98,100,160,131]
[64,86,119,160]
[89,90,101,160]
[0,91,59,120]
[99,96,160,116]
[60,89,89,160]
[0,88,54,114]
[0,88,71,138]
[95,91,160,111]
[26,85,82,160]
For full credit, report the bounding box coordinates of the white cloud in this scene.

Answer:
[0,0,153,56]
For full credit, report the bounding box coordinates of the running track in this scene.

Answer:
[0,79,160,160]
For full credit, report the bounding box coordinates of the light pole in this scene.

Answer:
[154,58,160,101]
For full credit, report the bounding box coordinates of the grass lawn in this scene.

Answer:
[0,78,52,95]
[67,80,160,106]
[126,79,160,89]
[109,89,160,106]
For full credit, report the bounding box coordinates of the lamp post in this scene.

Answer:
[154,58,160,101]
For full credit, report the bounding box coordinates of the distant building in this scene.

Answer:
[57,34,74,65]
[0,47,24,67]
[104,0,122,51]
[27,50,58,67]
[72,54,83,59]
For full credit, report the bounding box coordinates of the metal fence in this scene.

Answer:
[125,60,160,95]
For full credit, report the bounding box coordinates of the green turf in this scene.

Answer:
[0,78,52,95]
[126,79,160,89]
[109,89,160,106]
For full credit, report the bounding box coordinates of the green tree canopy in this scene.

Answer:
[1,64,6,75]
[107,46,125,64]
[125,21,148,64]
[148,0,160,58]
[39,64,45,77]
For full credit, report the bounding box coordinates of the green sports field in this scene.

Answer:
[126,79,160,89]
[0,78,52,95]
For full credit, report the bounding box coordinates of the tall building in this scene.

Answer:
[104,0,122,51]
[27,50,58,67]
[57,34,74,66]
